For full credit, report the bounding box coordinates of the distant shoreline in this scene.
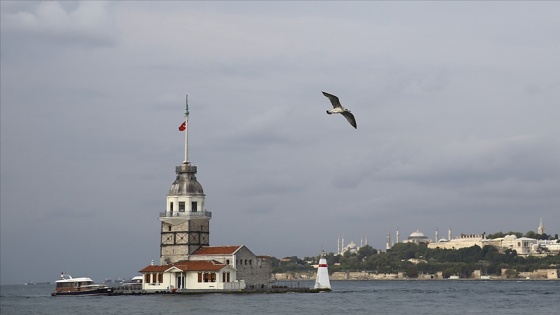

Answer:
[274,278,560,281]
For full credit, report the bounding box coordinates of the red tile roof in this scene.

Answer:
[192,245,242,255]
[139,260,228,273]
[139,265,168,273]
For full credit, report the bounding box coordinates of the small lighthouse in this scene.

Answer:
[314,251,331,291]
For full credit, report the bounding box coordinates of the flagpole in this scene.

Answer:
[184,94,189,164]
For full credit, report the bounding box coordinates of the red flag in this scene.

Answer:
[178,121,186,131]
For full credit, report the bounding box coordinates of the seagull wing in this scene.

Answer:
[322,91,342,109]
[341,111,357,129]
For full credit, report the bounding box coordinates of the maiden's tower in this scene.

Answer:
[139,96,271,292]
[159,97,211,264]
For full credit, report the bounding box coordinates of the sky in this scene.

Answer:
[1,1,559,285]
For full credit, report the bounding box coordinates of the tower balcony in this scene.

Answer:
[159,210,212,225]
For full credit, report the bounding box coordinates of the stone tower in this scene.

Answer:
[159,162,211,264]
[537,218,545,235]
[159,96,212,264]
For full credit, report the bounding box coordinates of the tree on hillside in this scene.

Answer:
[388,242,425,260]
[487,231,523,239]
[339,254,360,271]
[525,231,538,239]
[357,245,378,261]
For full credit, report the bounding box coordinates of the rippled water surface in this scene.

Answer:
[2,280,559,315]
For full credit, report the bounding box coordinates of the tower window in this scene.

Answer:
[179,202,185,212]
[191,201,197,212]
[170,202,174,212]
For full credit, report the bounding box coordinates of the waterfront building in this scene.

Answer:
[139,98,271,291]
[140,259,241,291]
[188,246,271,289]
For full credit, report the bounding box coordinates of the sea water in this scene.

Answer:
[1,280,559,315]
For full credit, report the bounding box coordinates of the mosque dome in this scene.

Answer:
[168,163,205,196]
[410,230,426,238]
[343,241,359,254]
[405,230,430,244]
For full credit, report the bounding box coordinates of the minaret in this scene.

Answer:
[396,229,400,244]
[386,231,391,250]
[159,95,212,264]
[435,228,439,242]
[448,227,452,241]
[337,236,340,255]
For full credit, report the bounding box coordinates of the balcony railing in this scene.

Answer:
[159,210,212,218]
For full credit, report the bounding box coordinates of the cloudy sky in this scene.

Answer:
[1,1,559,285]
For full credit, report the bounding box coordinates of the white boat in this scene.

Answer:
[51,273,112,296]
[117,276,143,291]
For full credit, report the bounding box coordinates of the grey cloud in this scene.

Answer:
[1,1,118,48]
[2,1,559,285]
[374,136,559,185]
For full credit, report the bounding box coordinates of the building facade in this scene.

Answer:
[189,245,272,289]
[428,233,489,250]
[160,162,211,264]
[140,260,242,291]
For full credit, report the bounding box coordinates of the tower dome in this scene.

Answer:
[168,163,204,196]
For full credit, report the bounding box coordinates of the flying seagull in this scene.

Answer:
[322,91,357,129]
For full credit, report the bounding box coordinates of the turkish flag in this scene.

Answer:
[178,121,186,131]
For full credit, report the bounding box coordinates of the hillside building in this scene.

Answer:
[403,230,431,244]
[404,219,558,257]
[337,236,368,255]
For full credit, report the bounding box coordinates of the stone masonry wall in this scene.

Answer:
[234,248,272,289]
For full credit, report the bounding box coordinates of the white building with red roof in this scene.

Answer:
[139,260,241,291]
